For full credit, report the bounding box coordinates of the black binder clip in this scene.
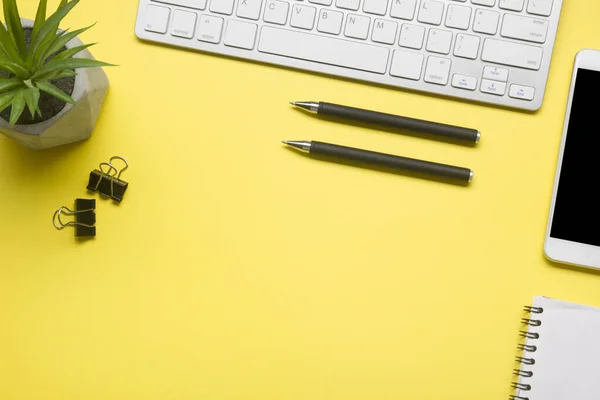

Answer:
[87,156,129,202]
[53,199,96,237]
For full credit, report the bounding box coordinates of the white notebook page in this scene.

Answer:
[516,297,600,400]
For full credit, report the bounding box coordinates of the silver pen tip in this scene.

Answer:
[282,140,289,145]
[289,102,297,106]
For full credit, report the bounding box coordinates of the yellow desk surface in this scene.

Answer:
[2,0,600,398]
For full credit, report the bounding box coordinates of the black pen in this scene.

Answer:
[282,140,473,183]
[290,101,480,144]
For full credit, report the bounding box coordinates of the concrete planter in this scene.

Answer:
[0,19,109,150]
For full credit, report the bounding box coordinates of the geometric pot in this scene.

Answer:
[0,19,110,150]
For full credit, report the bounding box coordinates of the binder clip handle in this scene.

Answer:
[109,156,129,180]
[100,162,118,177]
[53,206,74,230]
[93,162,118,197]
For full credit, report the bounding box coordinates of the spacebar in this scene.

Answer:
[258,27,389,74]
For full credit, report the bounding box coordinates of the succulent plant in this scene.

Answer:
[0,0,111,126]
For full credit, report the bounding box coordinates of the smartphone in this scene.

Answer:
[544,49,600,270]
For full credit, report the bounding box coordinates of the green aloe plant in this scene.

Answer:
[0,0,111,126]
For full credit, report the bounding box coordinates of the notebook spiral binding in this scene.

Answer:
[509,305,544,400]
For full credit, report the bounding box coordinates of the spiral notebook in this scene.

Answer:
[511,297,600,400]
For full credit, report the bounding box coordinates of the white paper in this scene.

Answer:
[516,296,600,400]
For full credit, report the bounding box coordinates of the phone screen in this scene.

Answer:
[550,68,600,246]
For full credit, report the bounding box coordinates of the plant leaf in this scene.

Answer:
[0,59,30,79]
[9,88,26,126]
[3,0,27,58]
[23,87,40,118]
[35,79,75,105]
[34,28,66,66]
[52,43,95,61]
[0,23,23,65]
[38,24,94,66]
[43,69,77,81]
[0,77,23,92]
[58,0,69,9]
[32,0,48,39]
[34,57,112,80]
[46,69,77,80]
[0,90,17,112]
[32,29,66,67]
[29,0,79,65]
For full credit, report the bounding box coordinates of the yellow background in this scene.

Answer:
[1,0,600,398]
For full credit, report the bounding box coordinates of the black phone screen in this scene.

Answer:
[550,68,600,246]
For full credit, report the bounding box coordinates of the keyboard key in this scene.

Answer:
[145,5,170,33]
[336,0,360,11]
[426,29,453,54]
[499,0,524,11]
[452,74,477,90]
[291,4,317,29]
[417,0,444,25]
[454,33,480,59]
[309,0,333,5]
[501,14,548,43]
[390,50,423,80]
[471,0,495,6]
[372,19,398,44]
[224,20,257,49]
[483,65,509,81]
[473,9,499,35]
[171,10,197,38]
[424,56,451,85]
[481,38,543,70]
[153,0,206,9]
[399,24,425,49]
[237,0,263,20]
[527,0,552,16]
[509,84,535,100]
[390,0,416,20]
[197,15,224,43]
[445,4,471,30]
[344,14,371,39]
[317,9,344,34]
[363,0,388,16]
[258,26,390,74]
[263,0,290,24]
[210,0,235,14]
[480,78,506,95]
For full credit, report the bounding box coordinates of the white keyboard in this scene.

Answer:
[135,0,563,111]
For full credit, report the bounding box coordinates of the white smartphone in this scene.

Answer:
[544,49,600,270]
